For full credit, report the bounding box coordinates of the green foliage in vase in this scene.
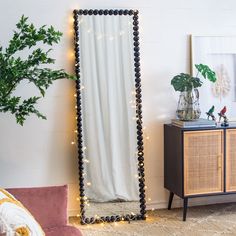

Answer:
[171,64,217,92]
[0,15,76,125]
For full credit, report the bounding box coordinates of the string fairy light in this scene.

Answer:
[72,8,153,225]
[77,16,131,41]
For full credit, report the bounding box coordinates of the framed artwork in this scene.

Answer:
[191,35,236,102]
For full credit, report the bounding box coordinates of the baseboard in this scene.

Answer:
[146,194,236,210]
[68,195,236,217]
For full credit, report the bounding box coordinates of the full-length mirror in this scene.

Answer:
[73,9,146,224]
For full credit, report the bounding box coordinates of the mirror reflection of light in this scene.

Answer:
[78,19,83,25]
[119,30,125,36]
[97,34,103,40]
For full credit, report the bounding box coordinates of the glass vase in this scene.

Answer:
[176,89,201,121]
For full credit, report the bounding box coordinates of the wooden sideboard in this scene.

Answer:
[164,124,236,221]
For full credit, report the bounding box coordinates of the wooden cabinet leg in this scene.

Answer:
[183,198,188,221]
[168,192,174,210]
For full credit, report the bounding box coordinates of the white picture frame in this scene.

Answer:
[191,35,236,102]
[191,35,236,119]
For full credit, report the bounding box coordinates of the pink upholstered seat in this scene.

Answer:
[44,226,82,236]
[7,185,82,236]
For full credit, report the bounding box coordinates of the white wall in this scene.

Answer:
[1,0,236,215]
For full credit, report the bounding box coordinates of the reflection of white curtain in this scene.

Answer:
[79,15,139,202]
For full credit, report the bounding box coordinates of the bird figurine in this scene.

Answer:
[218,106,229,126]
[219,106,227,117]
[206,105,215,121]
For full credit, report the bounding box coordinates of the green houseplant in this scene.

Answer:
[0,16,75,125]
[171,64,217,120]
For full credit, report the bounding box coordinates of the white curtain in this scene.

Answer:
[79,15,139,202]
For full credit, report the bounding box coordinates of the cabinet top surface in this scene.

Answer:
[164,123,236,131]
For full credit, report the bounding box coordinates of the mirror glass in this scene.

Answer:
[74,10,144,222]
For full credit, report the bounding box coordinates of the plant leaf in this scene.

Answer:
[0,15,76,125]
[195,64,217,82]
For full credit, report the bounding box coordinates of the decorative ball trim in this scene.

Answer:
[74,9,138,16]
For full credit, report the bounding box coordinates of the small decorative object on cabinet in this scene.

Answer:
[206,105,216,121]
[164,124,236,221]
[218,106,229,127]
[171,64,217,121]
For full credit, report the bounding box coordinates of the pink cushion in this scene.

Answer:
[7,185,68,229]
[44,226,83,236]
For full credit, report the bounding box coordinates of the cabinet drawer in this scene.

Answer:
[184,130,224,196]
[226,129,236,192]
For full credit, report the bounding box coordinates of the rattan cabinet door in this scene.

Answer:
[226,129,236,192]
[184,130,224,196]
